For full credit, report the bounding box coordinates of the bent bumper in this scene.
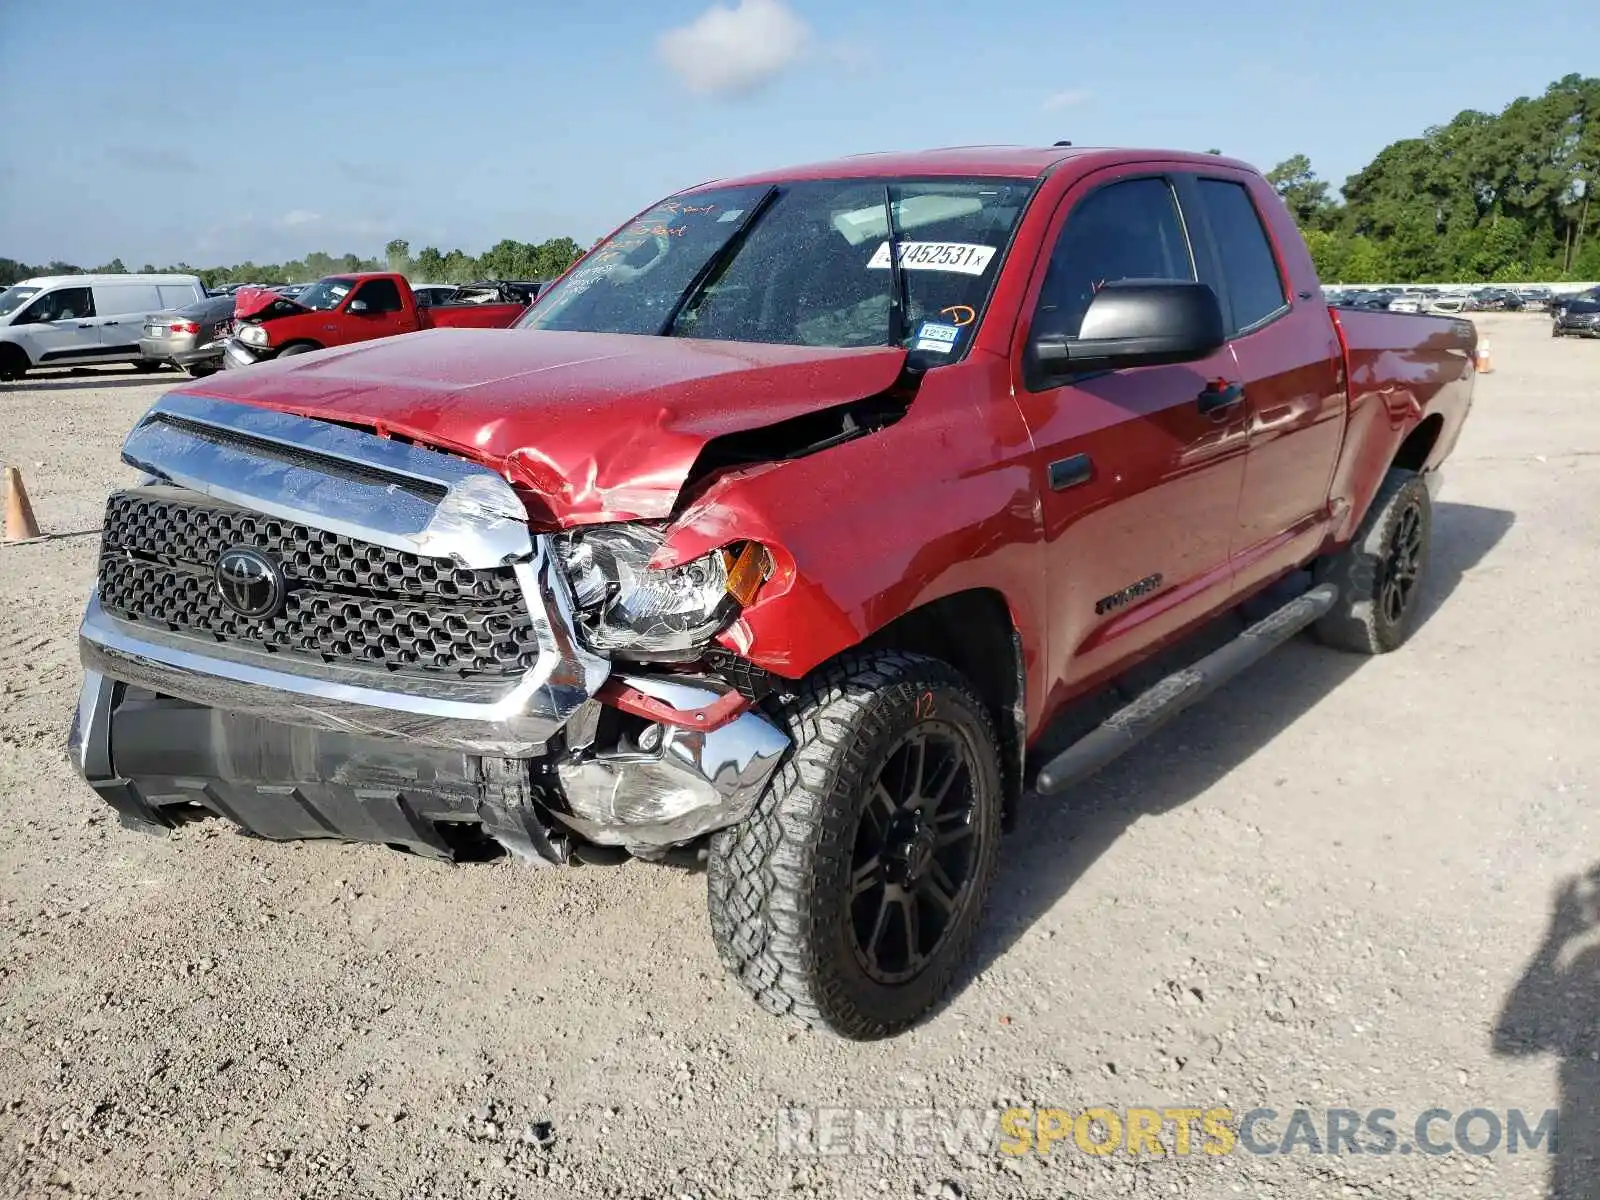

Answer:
[70,665,787,861]
[70,392,789,859]
[222,339,270,368]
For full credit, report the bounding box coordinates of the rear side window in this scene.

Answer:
[1196,180,1288,333]
[1034,177,1195,339]
[94,283,162,316]
[354,278,403,313]
[157,283,199,308]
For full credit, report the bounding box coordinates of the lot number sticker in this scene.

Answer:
[868,241,996,275]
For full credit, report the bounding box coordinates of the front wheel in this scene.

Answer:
[707,651,1003,1039]
[0,345,30,382]
[1312,468,1433,654]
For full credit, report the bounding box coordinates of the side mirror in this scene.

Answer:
[1031,280,1225,379]
[347,299,370,314]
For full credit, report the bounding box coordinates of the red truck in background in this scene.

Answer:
[222,272,531,368]
[71,146,1474,1040]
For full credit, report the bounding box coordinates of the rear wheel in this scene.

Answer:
[1312,468,1432,654]
[707,651,1003,1039]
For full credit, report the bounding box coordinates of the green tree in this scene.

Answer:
[1267,154,1334,229]
[385,238,412,276]
[412,246,446,282]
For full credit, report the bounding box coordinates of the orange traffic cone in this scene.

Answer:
[1476,338,1494,373]
[4,466,43,543]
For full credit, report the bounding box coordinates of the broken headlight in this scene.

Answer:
[556,524,769,659]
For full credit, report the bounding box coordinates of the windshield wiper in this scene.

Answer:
[882,184,910,346]
[658,184,779,337]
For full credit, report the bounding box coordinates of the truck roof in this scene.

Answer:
[694,145,1258,188]
[12,272,201,288]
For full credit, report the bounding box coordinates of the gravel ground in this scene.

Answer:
[1,314,1596,1200]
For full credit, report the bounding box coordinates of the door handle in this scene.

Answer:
[1197,380,1245,415]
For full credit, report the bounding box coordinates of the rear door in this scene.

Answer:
[1179,173,1346,592]
[1012,167,1250,701]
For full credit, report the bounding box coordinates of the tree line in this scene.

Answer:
[1266,73,1598,284]
[4,73,1596,291]
[0,236,587,291]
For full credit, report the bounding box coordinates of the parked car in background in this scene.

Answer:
[1518,286,1554,311]
[1552,288,1600,337]
[411,284,459,308]
[275,283,309,300]
[140,294,238,376]
[1473,287,1525,312]
[71,145,1476,1037]
[223,271,532,367]
[0,273,206,380]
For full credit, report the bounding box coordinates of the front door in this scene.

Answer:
[342,278,413,343]
[1014,170,1250,716]
[14,287,103,365]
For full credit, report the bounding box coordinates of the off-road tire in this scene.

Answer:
[0,345,28,382]
[707,650,1003,1040]
[1312,468,1432,654]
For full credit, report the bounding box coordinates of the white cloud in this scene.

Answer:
[1041,88,1091,112]
[279,210,322,228]
[657,0,810,97]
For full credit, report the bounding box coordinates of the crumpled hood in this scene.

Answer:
[183,327,908,523]
[232,286,305,320]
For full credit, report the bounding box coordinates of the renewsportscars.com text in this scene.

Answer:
[775,1106,1559,1159]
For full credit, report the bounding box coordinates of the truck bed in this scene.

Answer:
[1325,306,1476,543]
[419,301,528,330]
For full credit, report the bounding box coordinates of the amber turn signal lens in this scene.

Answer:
[723,542,770,606]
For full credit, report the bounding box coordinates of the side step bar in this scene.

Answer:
[1034,583,1339,795]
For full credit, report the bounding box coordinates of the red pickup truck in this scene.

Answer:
[71,146,1474,1039]
[222,272,529,367]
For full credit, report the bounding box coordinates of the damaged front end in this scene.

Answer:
[69,392,791,865]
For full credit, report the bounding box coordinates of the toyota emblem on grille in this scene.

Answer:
[214,547,285,618]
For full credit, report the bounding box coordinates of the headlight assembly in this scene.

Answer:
[557,524,770,659]
[238,324,270,348]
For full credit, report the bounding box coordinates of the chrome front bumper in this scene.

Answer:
[72,393,790,858]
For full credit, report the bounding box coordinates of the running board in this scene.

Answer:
[1033,583,1339,795]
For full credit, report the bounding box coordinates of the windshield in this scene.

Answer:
[0,286,40,320]
[294,277,357,311]
[518,177,1036,352]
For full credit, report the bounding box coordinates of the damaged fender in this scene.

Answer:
[658,360,1052,729]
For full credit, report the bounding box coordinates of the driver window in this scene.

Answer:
[22,287,96,324]
[353,278,403,313]
[1034,178,1194,339]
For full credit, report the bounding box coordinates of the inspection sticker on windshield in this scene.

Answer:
[913,321,961,353]
[867,241,995,275]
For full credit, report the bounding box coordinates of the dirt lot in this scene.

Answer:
[1,314,1596,1200]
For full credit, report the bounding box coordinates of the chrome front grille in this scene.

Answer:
[98,489,540,676]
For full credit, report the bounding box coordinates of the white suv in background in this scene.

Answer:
[0,274,207,380]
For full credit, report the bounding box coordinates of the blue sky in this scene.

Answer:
[0,0,1592,267]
